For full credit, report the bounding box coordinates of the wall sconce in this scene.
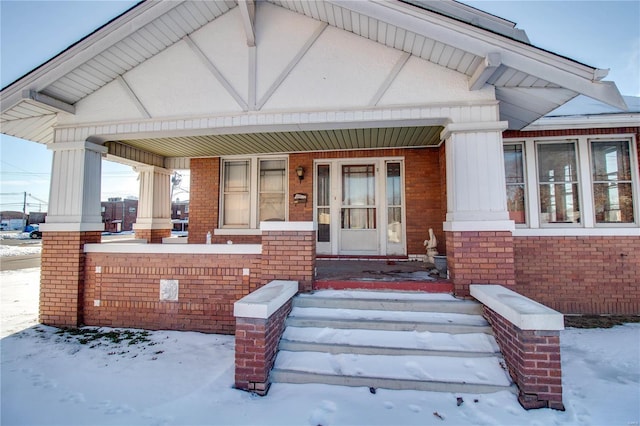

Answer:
[296,166,305,183]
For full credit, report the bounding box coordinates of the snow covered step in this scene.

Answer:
[271,351,515,394]
[279,326,501,358]
[286,306,493,334]
[295,291,483,315]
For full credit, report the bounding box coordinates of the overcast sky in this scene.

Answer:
[1,0,638,212]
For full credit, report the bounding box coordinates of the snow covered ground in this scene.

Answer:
[1,268,639,426]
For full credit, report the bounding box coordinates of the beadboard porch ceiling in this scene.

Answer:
[110,125,444,158]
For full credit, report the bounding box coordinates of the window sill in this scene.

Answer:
[512,227,640,237]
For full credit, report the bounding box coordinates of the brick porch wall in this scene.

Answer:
[189,157,220,244]
[446,231,516,297]
[134,228,171,244]
[483,306,564,410]
[40,231,102,327]
[84,252,262,334]
[262,229,315,292]
[514,236,640,314]
[234,299,293,395]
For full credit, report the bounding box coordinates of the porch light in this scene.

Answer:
[296,166,305,182]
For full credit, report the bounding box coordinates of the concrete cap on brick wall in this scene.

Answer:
[234,280,298,319]
[470,285,564,331]
[260,221,316,232]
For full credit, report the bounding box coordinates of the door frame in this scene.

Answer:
[313,156,406,256]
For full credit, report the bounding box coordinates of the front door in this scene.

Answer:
[315,158,405,256]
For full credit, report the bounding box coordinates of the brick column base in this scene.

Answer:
[40,231,102,327]
[261,230,315,292]
[134,228,171,243]
[446,231,515,297]
[235,299,292,395]
[484,306,565,410]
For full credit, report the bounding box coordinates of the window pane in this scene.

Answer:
[224,161,249,191]
[537,143,580,225]
[539,183,580,224]
[386,163,401,205]
[537,143,578,183]
[591,140,634,224]
[387,207,402,243]
[592,141,632,181]
[317,207,330,242]
[259,160,285,222]
[594,182,634,223]
[223,161,250,226]
[504,144,526,224]
[504,145,524,184]
[317,165,330,206]
[506,185,526,224]
[223,193,250,226]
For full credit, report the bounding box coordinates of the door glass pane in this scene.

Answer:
[591,141,634,223]
[342,208,376,229]
[259,159,285,222]
[316,165,330,242]
[342,165,375,205]
[387,207,402,243]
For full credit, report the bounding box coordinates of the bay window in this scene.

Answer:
[503,134,637,231]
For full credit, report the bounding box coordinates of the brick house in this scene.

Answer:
[101,198,138,232]
[0,0,637,333]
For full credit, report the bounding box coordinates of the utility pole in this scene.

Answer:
[22,191,27,227]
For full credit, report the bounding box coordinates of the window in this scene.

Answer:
[221,157,287,228]
[128,207,136,213]
[503,144,526,224]
[386,162,402,242]
[591,140,634,223]
[504,134,638,232]
[537,142,580,225]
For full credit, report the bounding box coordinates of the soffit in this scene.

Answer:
[114,126,443,158]
[0,0,620,144]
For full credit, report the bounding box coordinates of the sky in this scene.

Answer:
[1,0,639,213]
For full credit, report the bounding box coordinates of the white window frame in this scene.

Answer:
[217,155,289,232]
[503,142,528,227]
[504,134,640,237]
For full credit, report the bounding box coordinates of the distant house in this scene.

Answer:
[171,200,189,232]
[0,1,636,333]
[101,198,138,233]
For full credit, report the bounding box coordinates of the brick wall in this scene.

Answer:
[484,306,564,410]
[40,231,102,327]
[84,252,262,334]
[189,157,219,244]
[134,228,171,244]
[262,229,315,292]
[446,231,515,297]
[514,236,640,314]
[235,299,292,395]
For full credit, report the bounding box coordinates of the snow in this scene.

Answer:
[0,244,42,257]
[2,268,639,426]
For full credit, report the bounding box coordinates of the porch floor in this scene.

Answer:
[314,259,452,293]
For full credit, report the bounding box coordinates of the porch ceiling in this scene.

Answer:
[114,125,443,158]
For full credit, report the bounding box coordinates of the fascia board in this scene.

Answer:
[0,1,183,113]
[524,113,640,131]
[330,1,625,109]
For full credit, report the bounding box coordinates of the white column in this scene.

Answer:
[41,141,107,232]
[441,121,515,232]
[132,165,172,230]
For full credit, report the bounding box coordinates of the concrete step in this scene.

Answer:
[272,289,509,394]
[295,291,483,315]
[271,351,515,394]
[279,326,501,357]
